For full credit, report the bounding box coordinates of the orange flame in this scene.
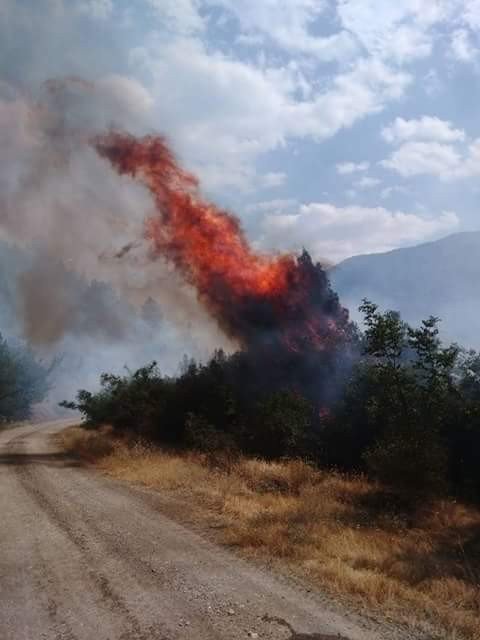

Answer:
[94,132,350,352]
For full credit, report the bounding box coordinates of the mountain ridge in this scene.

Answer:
[331,230,480,348]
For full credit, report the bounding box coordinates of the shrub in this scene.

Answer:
[364,429,448,498]
[248,390,313,459]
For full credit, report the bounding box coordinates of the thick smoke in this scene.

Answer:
[0,76,231,408]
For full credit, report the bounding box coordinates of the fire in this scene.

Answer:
[94,132,351,352]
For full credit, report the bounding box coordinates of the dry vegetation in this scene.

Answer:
[61,426,480,640]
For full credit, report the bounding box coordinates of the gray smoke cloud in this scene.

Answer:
[0,2,232,409]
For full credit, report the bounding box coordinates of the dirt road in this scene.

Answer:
[0,421,405,640]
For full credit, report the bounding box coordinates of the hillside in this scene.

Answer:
[331,231,480,348]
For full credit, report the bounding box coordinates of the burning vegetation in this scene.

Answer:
[94,133,353,355]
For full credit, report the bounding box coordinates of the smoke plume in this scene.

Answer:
[0,78,229,350]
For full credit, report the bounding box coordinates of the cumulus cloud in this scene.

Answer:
[246,199,297,214]
[336,161,370,174]
[381,141,462,177]
[460,0,480,30]
[354,176,381,189]
[135,35,410,192]
[206,0,358,61]
[336,0,452,63]
[260,172,287,188]
[381,185,410,199]
[381,116,480,180]
[450,28,478,62]
[147,0,205,35]
[385,141,480,178]
[382,116,465,144]
[258,201,459,263]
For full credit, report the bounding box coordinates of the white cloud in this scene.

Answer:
[383,24,433,62]
[457,139,480,177]
[381,185,410,199]
[450,28,478,62]
[354,176,381,189]
[382,137,480,179]
[336,0,452,64]
[207,0,358,61]
[260,172,287,188]
[246,198,297,214]
[134,36,410,192]
[461,0,480,30]
[259,201,459,262]
[380,114,480,180]
[147,0,204,34]
[382,116,465,144]
[336,161,370,174]
[381,141,462,177]
[287,59,411,140]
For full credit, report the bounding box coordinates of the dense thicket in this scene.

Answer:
[64,300,480,503]
[0,333,51,421]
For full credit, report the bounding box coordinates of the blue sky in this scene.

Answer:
[2,0,480,263]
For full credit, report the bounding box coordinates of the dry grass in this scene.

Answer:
[61,426,480,640]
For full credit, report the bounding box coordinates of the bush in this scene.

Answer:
[248,390,313,459]
[184,411,238,454]
[364,429,448,498]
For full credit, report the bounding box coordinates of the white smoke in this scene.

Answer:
[0,63,231,408]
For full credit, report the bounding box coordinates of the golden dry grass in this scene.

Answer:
[61,426,480,640]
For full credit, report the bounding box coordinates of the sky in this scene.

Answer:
[1,0,480,263]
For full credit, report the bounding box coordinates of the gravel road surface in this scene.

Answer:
[0,421,408,640]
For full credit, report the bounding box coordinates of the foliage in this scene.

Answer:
[64,299,480,503]
[329,301,479,499]
[0,332,51,421]
[63,349,316,460]
[248,390,313,459]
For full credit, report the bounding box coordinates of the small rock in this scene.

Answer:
[248,633,258,638]
[227,608,235,615]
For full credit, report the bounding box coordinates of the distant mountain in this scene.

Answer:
[331,231,480,349]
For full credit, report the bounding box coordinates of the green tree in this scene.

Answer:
[249,390,313,459]
[363,306,450,496]
[0,333,50,422]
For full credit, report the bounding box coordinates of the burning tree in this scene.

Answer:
[94,133,357,407]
